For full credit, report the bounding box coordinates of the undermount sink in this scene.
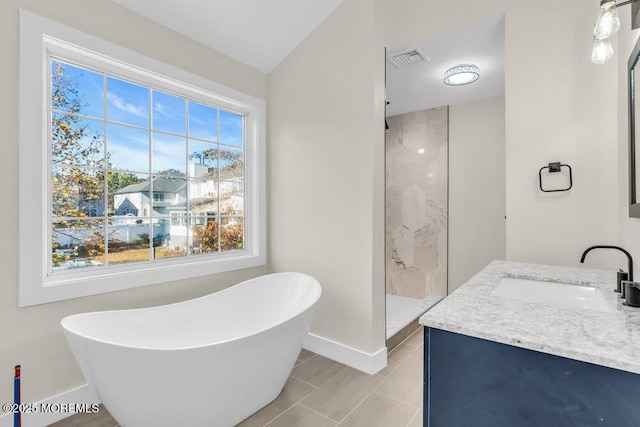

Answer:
[493,277,610,313]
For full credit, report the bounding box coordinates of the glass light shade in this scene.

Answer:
[594,2,620,39]
[592,37,614,64]
[443,64,480,86]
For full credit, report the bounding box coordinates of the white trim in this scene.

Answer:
[0,384,99,427]
[18,10,267,306]
[303,333,388,375]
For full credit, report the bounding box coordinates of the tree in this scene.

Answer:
[51,63,106,215]
[192,205,244,253]
[157,168,184,176]
[51,62,107,266]
[51,63,133,265]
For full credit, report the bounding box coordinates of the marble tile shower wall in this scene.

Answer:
[386,107,448,299]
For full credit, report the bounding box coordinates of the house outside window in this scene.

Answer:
[18,11,266,306]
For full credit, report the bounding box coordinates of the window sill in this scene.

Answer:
[19,251,266,307]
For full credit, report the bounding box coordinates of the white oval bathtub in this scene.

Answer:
[61,273,321,427]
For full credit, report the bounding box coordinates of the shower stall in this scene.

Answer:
[385,106,447,341]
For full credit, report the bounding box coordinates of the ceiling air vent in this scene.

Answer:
[387,47,430,69]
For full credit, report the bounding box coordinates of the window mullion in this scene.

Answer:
[102,72,109,266]
[149,89,154,261]
[47,57,53,274]
[217,109,221,253]
[186,98,191,257]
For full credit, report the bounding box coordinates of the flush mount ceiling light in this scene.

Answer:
[591,0,633,64]
[443,64,480,86]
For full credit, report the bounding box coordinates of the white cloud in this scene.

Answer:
[107,92,147,118]
[109,145,149,173]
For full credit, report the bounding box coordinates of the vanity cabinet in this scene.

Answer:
[423,327,640,427]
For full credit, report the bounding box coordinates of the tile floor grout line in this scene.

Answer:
[297,402,340,425]
[290,365,347,389]
[288,374,320,389]
[333,386,381,425]
[299,354,315,362]
[296,354,317,365]
[377,362,402,378]
[372,355,423,409]
[406,342,423,353]
[377,349,413,379]
[323,366,348,385]
[373,389,422,410]
[407,344,423,358]
[257,383,318,427]
[387,328,424,354]
[297,356,315,365]
[263,404,294,427]
[405,406,421,427]
[400,330,423,348]
[260,401,300,427]
[388,344,414,358]
[400,341,419,349]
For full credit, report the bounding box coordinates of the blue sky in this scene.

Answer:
[52,59,244,174]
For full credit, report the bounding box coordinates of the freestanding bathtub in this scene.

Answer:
[61,273,321,427]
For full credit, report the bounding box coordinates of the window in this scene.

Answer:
[51,58,249,270]
[19,11,266,306]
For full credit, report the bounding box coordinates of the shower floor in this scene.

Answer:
[386,294,442,338]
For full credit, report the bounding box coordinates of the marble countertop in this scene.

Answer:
[419,260,640,374]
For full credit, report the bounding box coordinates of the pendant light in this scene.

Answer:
[591,0,633,64]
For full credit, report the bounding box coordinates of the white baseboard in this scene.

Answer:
[0,384,99,427]
[303,333,387,374]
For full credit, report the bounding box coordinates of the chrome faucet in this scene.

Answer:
[580,245,634,293]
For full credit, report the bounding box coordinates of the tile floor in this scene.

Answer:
[50,328,424,427]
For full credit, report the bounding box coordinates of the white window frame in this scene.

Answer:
[18,11,266,307]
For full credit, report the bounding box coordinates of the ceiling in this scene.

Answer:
[110,0,345,73]
[386,15,505,117]
[108,1,503,105]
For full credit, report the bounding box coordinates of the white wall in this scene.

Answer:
[0,0,268,405]
[268,0,386,358]
[376,0,622,273]
[268,0,625,369]
[449,96,506,292]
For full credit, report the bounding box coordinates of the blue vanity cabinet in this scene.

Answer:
[423,327,640,427]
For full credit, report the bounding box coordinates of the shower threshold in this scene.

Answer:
[386,294,442,339]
